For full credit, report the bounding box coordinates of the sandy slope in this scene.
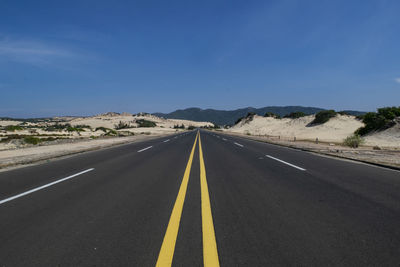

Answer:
[226,114,400,148]
[69,113,212,130]
[228,115,363,142]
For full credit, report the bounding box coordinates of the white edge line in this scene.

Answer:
[0,168,95,205]
[266,155,306,171]
[163,139,170,143]
[234,142,244,147]
[138,146,153,152]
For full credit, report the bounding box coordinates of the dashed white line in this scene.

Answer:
[222,138,227,141]
[163,139,170,143]
[0,168,95,205]
[234,142,244,147]
[266,155,306,171]
[138,146,153,152]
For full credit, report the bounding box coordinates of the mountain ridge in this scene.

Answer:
[154,106,365,125]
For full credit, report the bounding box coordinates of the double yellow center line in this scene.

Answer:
[156,131,220,267]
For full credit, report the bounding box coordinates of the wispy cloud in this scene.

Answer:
[395,78,400,84]
[0,38,76,66]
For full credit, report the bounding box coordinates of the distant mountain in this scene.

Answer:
[154,106,330,125]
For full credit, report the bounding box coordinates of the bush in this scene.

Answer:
[67,126,85,132]
[105,129,118,136]
[115,121,130,129]
[173,124,185,129]
[356,106,400,135]
[5,125,23,131]
[264,112,280,118]
[95,127,118,136]
[234,112,256,125]
[95,127,108,132]
[234,117,244,125]
[311,110,337,124]
[284,112,306,119]
[45,123,71,131]
[343,134,364,148]
[136,119,156,127]
[24,136,41,145]
[74,124,92,129]
[187,125,196,130]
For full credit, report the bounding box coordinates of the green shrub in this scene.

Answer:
[264,112,280,118]
[343,134,364,148]
[284,112,306,119]
[173,124,185,129]
[74,124,92,129]
[67,126,85,132]
[356,106,400,135]
[105,129,118,136]
[136,119,156,127]
[311,110,337,124]
[187,125,196,130]
[24,136,41,145]
[45,123,71,131]
[234,117,244,125]
[5,125,23,131]
[115,121,130,129]
[234,112,256,125]
[95,127,108,132]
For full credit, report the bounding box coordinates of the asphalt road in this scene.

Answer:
[1,130,399,266]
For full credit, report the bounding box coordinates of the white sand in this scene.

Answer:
[226,114,400,148]
[0,135,165,170]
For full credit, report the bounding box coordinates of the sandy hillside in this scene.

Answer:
[227,114,363,143]
[363,118,400,147]
[0,112,212,151]
[227,114,400,148]
[69,112,213,133]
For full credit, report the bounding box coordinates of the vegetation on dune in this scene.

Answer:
[187,125,196,130]
[67,126,85,132]
[311,110,337,124]
[114,121,130,129]
[264,112,281,118]
[136,119,156,127]
[355,106,400,136]
[45,123,71,131]
[283,112,306,119]
[173,124,185,129]
[4,125,24,131]
[343,134,364,148]
[95,127,118,136]
[200,124,220,130]
[234,112,256,125]
[23,136,42,145]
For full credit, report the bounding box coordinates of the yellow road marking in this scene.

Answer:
[199,132,220,267]
[156,132,199,267]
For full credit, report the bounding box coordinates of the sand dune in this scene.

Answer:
[226,114,400,148]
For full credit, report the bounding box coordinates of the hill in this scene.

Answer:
[154,106,328,125]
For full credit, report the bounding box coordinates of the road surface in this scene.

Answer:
[1,130,399,266]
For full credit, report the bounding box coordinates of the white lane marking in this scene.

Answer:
[163,139,170,143]
[266,155,306,171]
[222,138,227,141]
[216,136,220,138]
[138,146,153,152]
[0,168,95,205]
[234,142,244,147]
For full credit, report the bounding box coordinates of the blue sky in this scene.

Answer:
[1,0,399,117]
